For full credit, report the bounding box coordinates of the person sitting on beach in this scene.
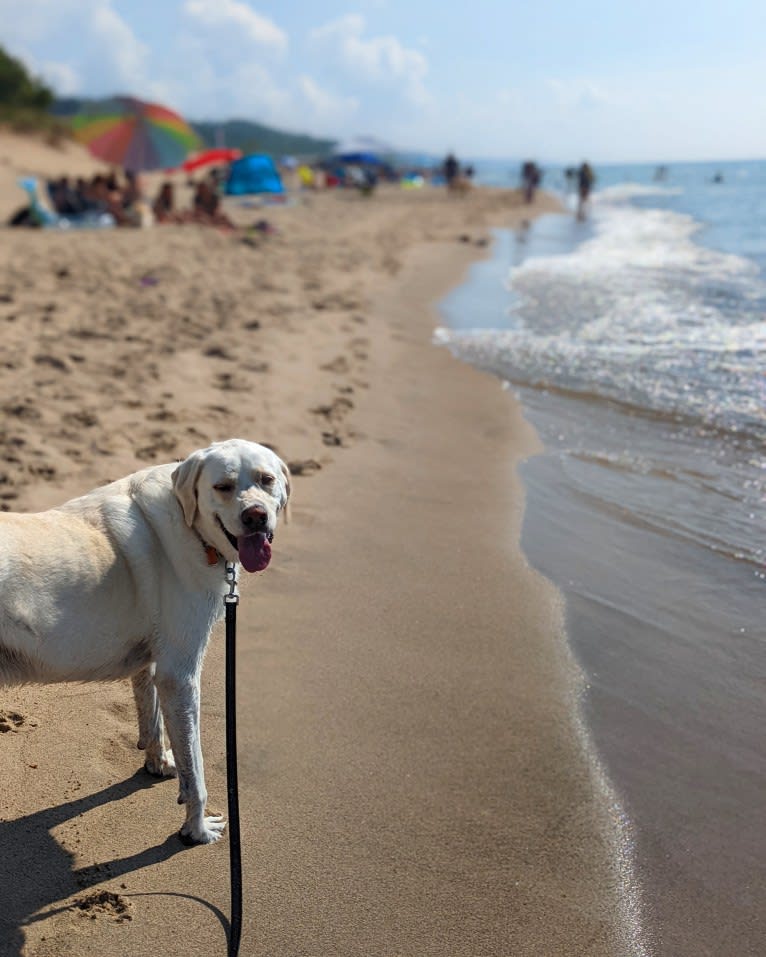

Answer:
[191,179,235,229]
[152,181,179,224]
[121,170,142,210]
[49,176,85,216]
[85,173,131,225]
[74,176,93,210]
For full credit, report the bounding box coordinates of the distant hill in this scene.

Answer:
[52,98,337,158]
[192,119,335,158]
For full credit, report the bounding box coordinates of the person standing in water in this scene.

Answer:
[576,161,595,221]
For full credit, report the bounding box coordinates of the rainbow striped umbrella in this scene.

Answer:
[72,96,200,172]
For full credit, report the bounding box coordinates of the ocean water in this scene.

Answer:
[439,160,765,573]
[437,159,766,954]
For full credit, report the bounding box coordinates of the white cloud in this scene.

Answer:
[89,3,149,88]
[152,31,291,122]
[0,0,58,43]
[39,61,81,95]
[297,75,359,125]
[310,14,429,105]
[546,78,623,111]
[183,0,287,54]
[0,0,150,94]
[230,61,292,116]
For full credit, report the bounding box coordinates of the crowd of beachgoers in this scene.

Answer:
[8,167,235,230]
[5,149,487,231]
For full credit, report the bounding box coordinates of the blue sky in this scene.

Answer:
[1,0,765,163]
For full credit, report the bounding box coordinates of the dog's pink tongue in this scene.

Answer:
[237,532,271,573]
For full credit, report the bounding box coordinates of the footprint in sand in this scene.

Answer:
[288,459,322,476]
[320,356,351,374]
[321,430,344,447]
[73,891,132,923]
[35,353,69,372]
[27,463,57,481]
[0,710,38,733]
[203,344,236,361]
[3,402,41,422]
[241,360,270,374]
[64,409,100,429]
[135,431,179,462]
[311,397,354,423]
[146,408,177,423]
[214,371,248,392]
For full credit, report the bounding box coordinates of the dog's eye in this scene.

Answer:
[261,474,275,486]
[213,482,234,493]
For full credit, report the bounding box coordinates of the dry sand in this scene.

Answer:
[0,133,643,956]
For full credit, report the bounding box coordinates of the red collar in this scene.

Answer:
[193,527,222,566]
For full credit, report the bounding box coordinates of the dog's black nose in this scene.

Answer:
[241,504,268,531]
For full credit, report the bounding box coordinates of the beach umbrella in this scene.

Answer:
[335,150,383,165]
[72,96,200,172]
[182,147,242,173]
[333,135,395,157]
[331,135,396,167]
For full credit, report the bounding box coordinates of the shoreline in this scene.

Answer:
[439,214,766,957]
[0,162,640,954]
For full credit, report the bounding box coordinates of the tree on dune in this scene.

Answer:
[0,46,53,110]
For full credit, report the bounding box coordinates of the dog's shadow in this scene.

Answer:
[0,770,226,955]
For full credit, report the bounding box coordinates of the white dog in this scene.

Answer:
[0,439,290,845]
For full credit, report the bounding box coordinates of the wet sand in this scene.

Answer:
[521,440,766,957]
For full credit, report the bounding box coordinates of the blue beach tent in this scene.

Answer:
[224,154,285,196]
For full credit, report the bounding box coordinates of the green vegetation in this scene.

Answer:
[191,118,336,158]
[0,45,52,109]
[0,44,68,137]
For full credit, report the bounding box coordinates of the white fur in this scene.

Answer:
[0,439,289,845]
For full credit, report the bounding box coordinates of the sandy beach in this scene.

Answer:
[0,133,641,956]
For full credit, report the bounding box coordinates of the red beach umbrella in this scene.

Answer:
[182,147,243,173]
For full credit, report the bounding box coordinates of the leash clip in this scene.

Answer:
[224,561,240,605]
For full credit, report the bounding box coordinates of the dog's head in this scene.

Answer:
[172,439,291,572]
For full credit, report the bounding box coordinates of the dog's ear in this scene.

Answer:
[278,458,291,523]
[172,450,205,527]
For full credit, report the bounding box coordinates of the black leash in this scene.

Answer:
[224,561,242,957]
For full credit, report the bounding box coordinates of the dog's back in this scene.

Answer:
[0,470,169,685]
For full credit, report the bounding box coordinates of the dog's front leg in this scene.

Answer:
[155,669,226,845]
[131,665,176,778]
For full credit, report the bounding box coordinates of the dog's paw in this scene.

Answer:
[144,750,177,779]
[179,815,227,846]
